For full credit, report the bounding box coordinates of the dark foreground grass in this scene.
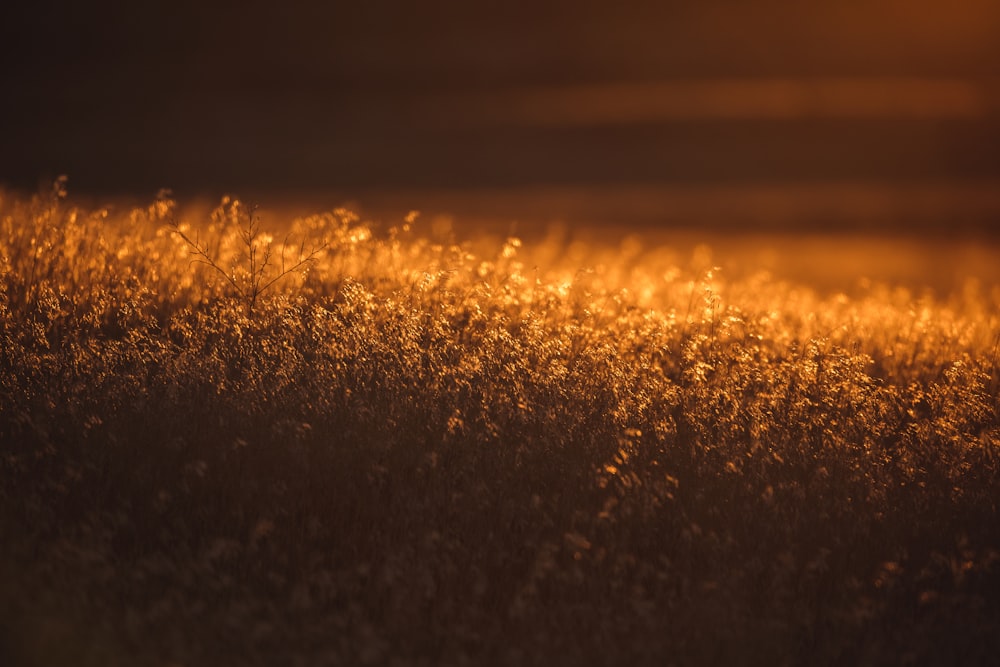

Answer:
[1,186,999,666]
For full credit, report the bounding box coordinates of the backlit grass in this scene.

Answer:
[1,183,999,666]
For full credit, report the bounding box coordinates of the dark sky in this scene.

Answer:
[3,0,1000,228]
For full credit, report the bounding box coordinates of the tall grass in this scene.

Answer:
[1,184,998,666]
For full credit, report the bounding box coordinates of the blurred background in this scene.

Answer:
[2,0,999,240]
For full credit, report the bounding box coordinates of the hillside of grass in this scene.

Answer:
[1,185,999,666]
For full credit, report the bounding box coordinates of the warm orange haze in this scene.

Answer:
[3,1,1000,203]
[2,0,1000,665]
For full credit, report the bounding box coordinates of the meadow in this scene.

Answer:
[1,182,999,666]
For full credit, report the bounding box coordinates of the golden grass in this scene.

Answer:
[1,184,998,665]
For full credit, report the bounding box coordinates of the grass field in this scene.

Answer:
[1,183,999,666]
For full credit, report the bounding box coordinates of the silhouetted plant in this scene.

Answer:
[170,196,326,318]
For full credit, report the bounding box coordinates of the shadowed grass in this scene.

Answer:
[1,186,998,665]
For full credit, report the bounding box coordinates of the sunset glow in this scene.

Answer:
[423,78,998,127]
[2,0,999,664]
